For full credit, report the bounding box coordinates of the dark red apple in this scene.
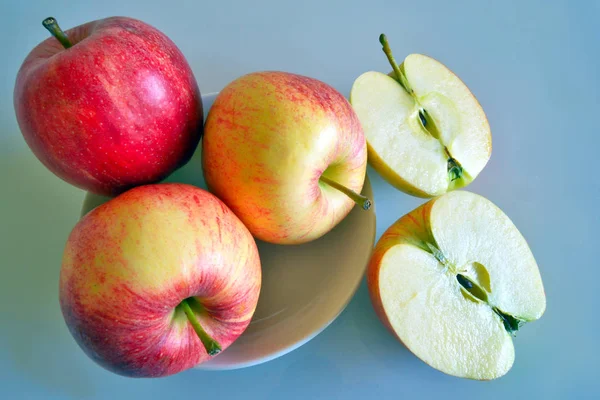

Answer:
[14,17,203,196]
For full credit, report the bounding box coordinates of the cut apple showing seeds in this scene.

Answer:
[367,191,546,380]
[350,35,491,197]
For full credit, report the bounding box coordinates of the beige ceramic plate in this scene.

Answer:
[80,94,376,370]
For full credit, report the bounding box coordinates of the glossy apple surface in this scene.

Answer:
[60,183,261,377]
[202,71,368,244]
[14,17,203,196]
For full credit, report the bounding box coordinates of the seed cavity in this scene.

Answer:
[456,274,473,289]
[418,109,427,127]
[456,274,489,303]
[427,242,527,335]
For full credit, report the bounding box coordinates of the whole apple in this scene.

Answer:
[202,71,370,245]
[60,183,261,377]
[14,17,203,196]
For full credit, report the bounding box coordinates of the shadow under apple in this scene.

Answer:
[0,151,95,397]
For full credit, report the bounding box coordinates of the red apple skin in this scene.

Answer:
[59,184,261,377]
[14,17,202,196]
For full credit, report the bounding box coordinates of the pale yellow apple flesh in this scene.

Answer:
[368,191,545,380]
[350,48,491,197]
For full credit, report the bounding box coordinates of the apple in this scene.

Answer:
[202,71,371,245]
[367,191,545,380]
[350,34,491,197]
[14,17,203,196]
[59,183,261,377]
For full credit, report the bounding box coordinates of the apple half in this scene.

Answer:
[367,191,545,380]
[350,35,491,197]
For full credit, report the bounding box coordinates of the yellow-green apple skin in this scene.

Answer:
[202,71,367,244]
[59,183,261,377]
[367,191,545,380]
[351,54,491,198]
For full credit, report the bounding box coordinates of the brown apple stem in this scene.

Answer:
[181,299,222,356]
[43,17,73,49]
[319,175,372,210]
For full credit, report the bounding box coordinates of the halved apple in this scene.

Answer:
[367,191,545,380]
[350,35,491,197]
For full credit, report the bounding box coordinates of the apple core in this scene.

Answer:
[427,240,526,335]
[380,34,467,187]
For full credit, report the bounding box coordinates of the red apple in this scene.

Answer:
[60,183,261,377]
[14,17,203,196]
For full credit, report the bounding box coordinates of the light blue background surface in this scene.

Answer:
[1,0,598,399]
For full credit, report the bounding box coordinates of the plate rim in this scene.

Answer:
[195,175,376,370]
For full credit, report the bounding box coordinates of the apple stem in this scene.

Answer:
[181,299,222,356]
[379,34,402,83]
[42,17,73,49]
[319,175,372,210]
[379,34,412,94]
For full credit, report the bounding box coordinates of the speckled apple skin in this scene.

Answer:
[14,17,203,196]
[202,72,367,244]
[59,184,261,377]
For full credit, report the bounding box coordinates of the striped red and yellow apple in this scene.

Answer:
[59,183,261,377]
[202,71,371,245]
